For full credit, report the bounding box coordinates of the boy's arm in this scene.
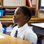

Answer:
[23,33,37,44]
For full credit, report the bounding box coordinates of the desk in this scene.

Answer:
[0,33,32,44]
[31,23,44,36]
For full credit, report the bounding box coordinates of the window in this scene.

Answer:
[41,0,44,9]
[38,0,44,9]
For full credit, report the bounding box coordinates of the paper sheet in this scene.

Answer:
[0,35,5,39]
[32,23,44,28]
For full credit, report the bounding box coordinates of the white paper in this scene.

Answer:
[32,23,44,28]
[0,35,5,39]
[6,27,12,32]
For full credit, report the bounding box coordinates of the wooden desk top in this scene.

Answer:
[31,23,44,28]
[0,33,32,44]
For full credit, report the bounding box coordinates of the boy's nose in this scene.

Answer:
[13,14,16,17]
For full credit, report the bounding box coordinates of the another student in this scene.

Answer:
[10,6,37,44]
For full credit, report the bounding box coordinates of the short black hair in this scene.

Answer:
[19,6,32,21]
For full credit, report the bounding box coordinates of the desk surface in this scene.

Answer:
[31,23,44,28]
[31,23,44,35]
[0,33,32,44]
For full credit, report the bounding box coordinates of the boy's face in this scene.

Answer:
[13,8,26,24]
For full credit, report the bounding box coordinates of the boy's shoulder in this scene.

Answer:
[13,26,18,30]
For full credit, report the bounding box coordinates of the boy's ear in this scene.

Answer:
[24,16,29,21]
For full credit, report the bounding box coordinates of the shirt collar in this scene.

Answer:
[17,23,28,33]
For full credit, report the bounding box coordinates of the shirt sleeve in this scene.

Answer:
[24,33,37,44]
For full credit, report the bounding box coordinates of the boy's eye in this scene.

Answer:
[17,13,20,15]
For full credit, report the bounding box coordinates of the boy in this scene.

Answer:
[10,6,37,44]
